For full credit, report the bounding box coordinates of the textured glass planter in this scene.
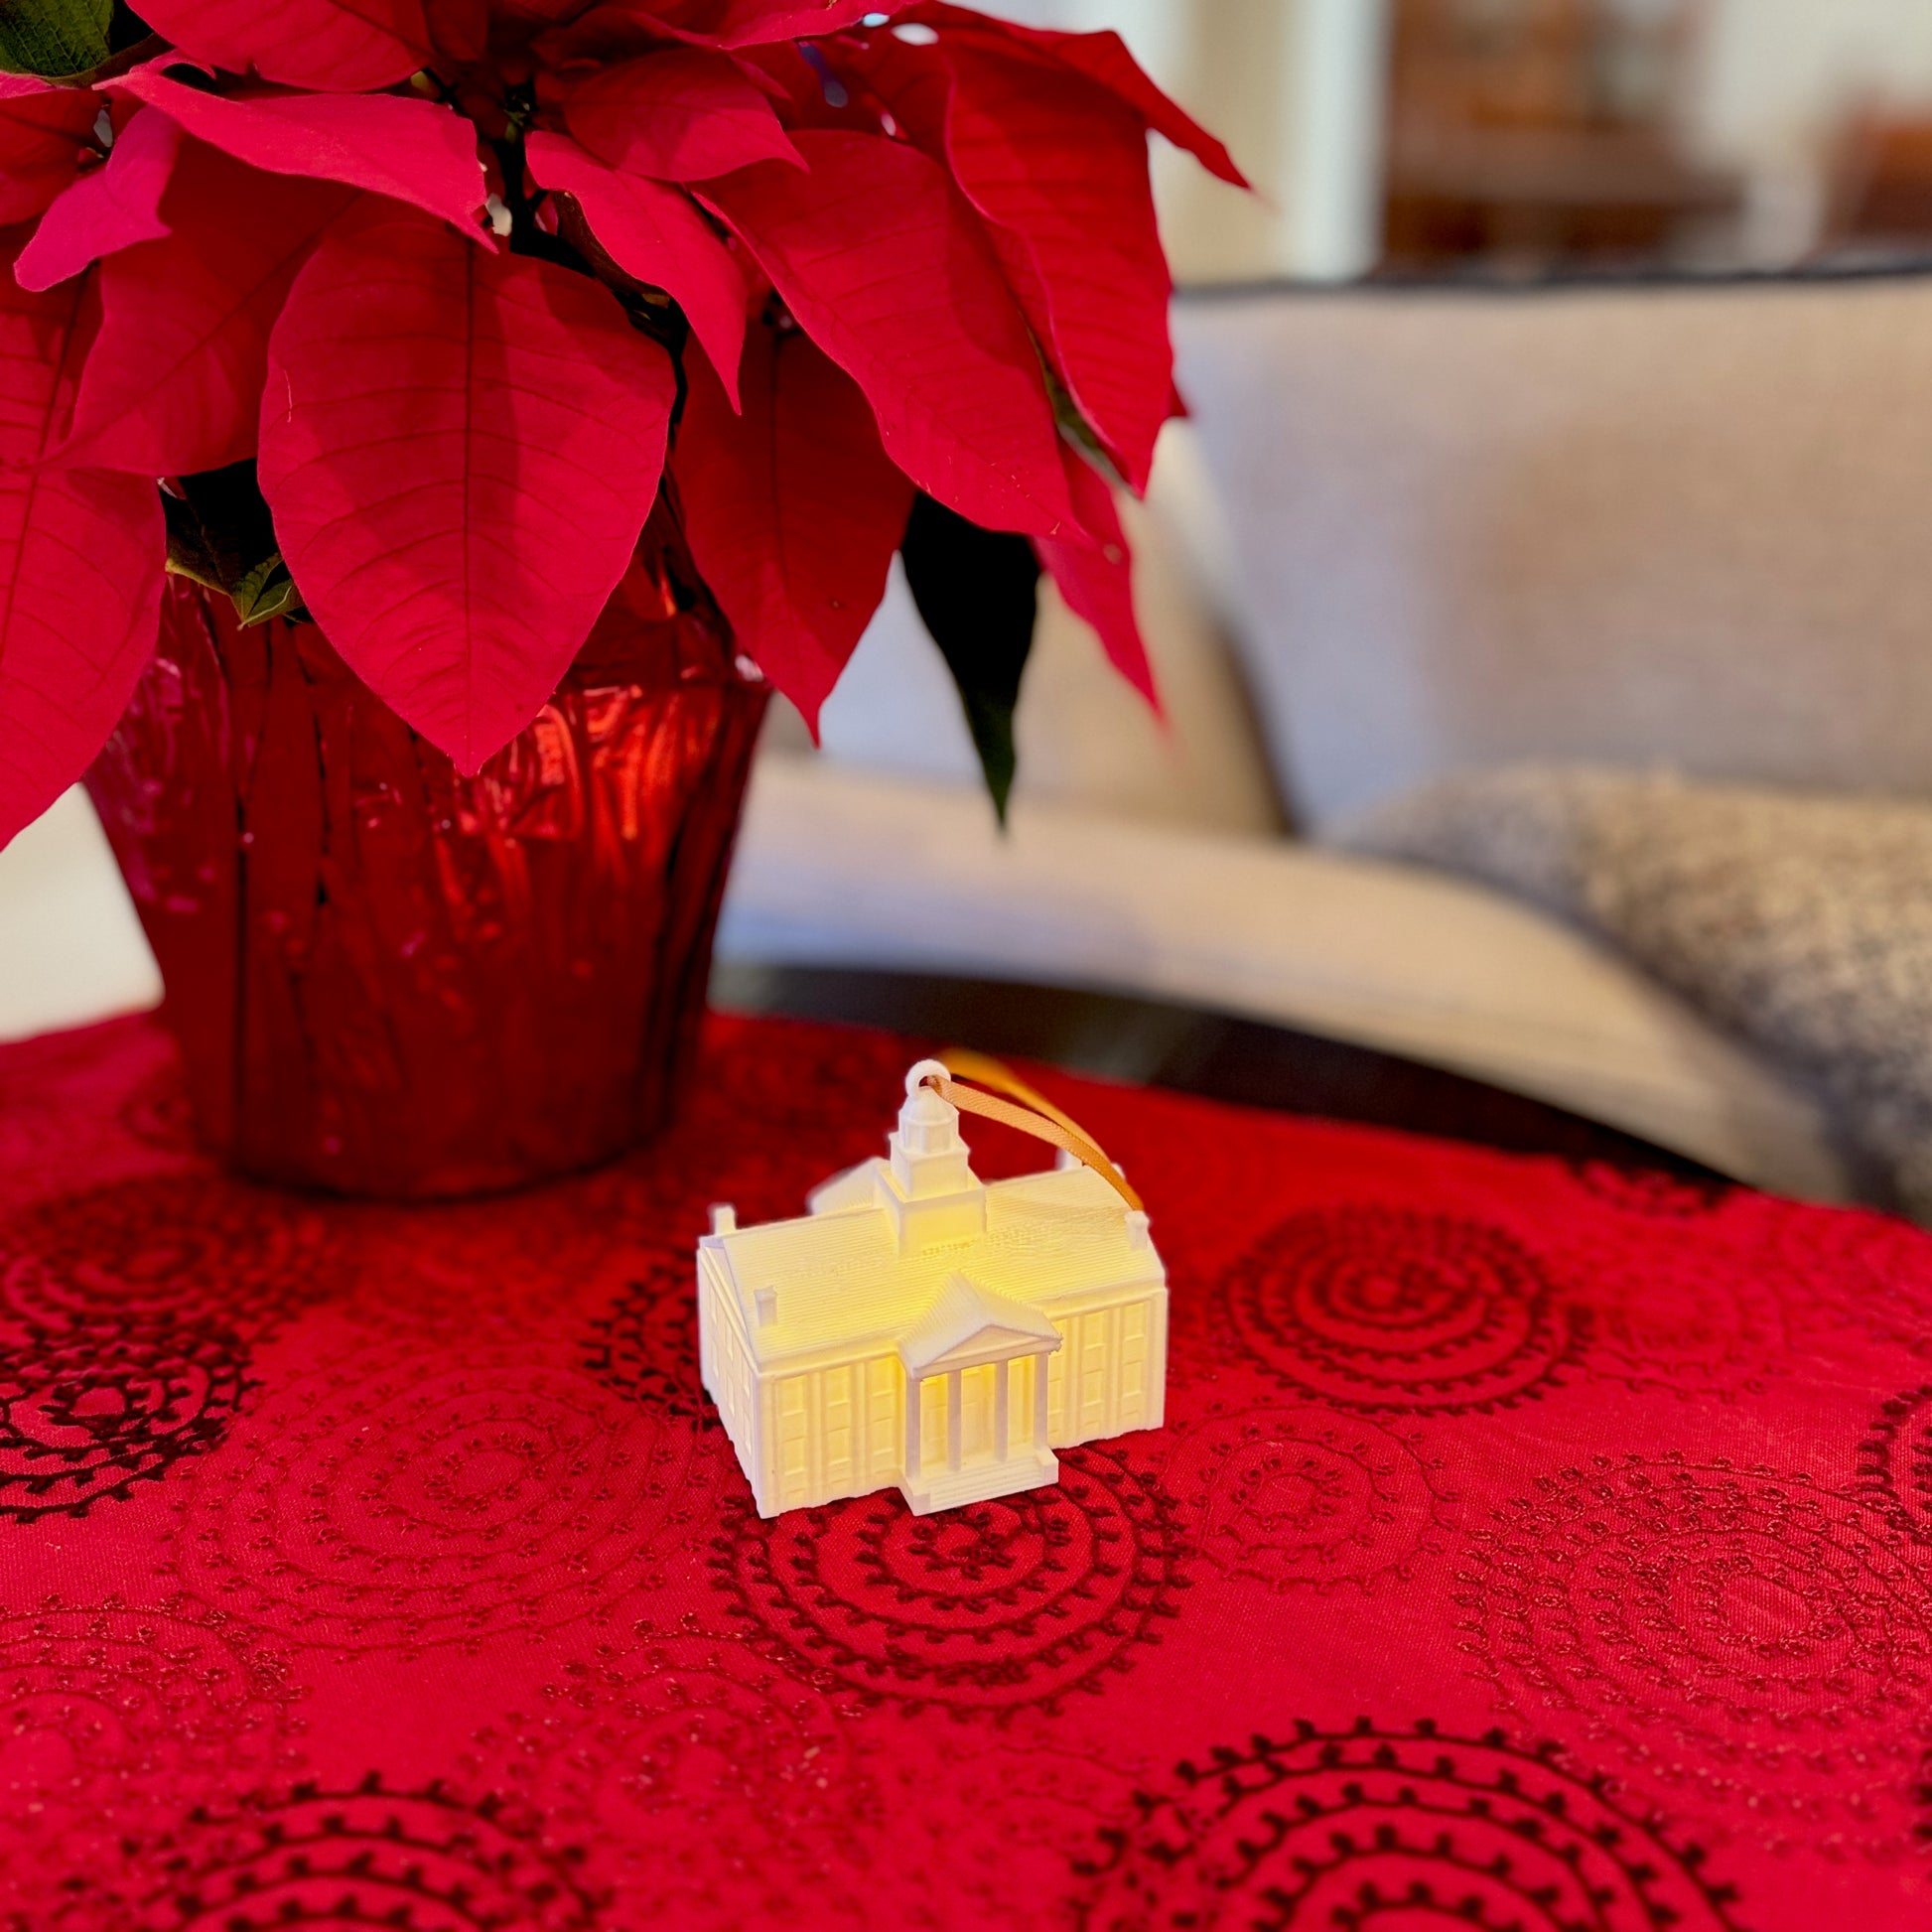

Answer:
[86,514,768,1199]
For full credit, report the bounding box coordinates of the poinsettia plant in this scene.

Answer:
[0,0,1241,845]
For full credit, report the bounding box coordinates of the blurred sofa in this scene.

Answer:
[15,269,1931,1202]
[729,268,1932,1204]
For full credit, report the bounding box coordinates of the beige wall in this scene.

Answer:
[1686,0,1932,259]
[1693,0,1932,170]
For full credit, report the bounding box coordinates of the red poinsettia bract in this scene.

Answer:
[0,0,1242,844]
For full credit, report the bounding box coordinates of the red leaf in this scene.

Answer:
[426,0,488,63]
[0,83,99,225]
[835,36,1148,477]
[676,323,911,731]
[104,69,486,232]
[258,207,678,772]
[725,40,869,134]
[0,232,163,848]
[581,1,901,49]
[703,129,1072,537]
[481,0,578,20]
[933,42,1169,493]
[55,144,353,475]
[15,105,181,291]
[831,30,949,139]
[525,131,747,405]
[902,4,1247,188]
[558,50,802,181]
[1035,447,1157,710]
[129,0,435,91]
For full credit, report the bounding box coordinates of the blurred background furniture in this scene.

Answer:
[1171,271,1932,829]
[1823,106,1932,252]
[725,259,1932,1208]
[1382,0,1741,271]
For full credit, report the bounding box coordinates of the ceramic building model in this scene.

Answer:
[698,1060,1168,1516]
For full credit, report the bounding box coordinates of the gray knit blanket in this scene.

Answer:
[1342,766,1932,1217]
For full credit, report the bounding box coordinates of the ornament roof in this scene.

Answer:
[704,1159,1151,1368]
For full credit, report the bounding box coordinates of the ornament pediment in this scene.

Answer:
[897,1273,1062,1375]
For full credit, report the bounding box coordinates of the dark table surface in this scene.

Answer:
[713,961,1728,1182]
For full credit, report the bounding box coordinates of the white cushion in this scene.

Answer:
[1173,275,1932,829]
[766,426,1286,838]
[0,785,159,1043]
[719,759,1849,1201]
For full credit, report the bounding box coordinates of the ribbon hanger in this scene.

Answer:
[918,1048,1144,1213]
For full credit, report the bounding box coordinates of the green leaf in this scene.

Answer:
[162,493,227,593]
[898,490,1039,824]
[162,466,305,623]
[231,553,302,626]
[1040,357,1109,468]
[169,461,278,592]
[0,0,111,76]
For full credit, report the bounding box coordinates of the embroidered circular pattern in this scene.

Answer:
[583,1246,706,1418]
[0,1311,249,1522]
[711,1442,1185,1718]
[360,1173,640,1336]
[1221,1205,1578,1412]
[1076,1719,1744,1931]
[168,1346,719,1652]
[0,1173,349,1339]
[116,1061,200,1156]
[1458,1454,1932,1852]
[0,1602,300,1922]
[675,1018,927,1219]
[124,1777,601,1930]
[696,1015,919,1143]
[1164,1403,1454,1593]
[0,1027,181,1188]
[469,1627,875,1929]
[877,1738,1149,1930]
[1855,1384,1932,1543]
[1545,1224,1783,1401]
[1761,1202,1932,1364]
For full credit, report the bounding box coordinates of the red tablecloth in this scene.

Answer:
[3,1010,1931,1929]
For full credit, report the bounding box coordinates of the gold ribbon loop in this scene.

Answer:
[920,1048,1143,1212]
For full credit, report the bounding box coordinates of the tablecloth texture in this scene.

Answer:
[2,1011,1931,1930]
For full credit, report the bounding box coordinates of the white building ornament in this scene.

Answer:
[697,1057,1169,1517]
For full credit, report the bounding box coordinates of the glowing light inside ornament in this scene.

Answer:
[697,1060,1168,1516]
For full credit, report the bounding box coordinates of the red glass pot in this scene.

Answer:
[86,507,768,1199]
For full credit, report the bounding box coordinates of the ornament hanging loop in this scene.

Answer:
[919,1049,1143,1212]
